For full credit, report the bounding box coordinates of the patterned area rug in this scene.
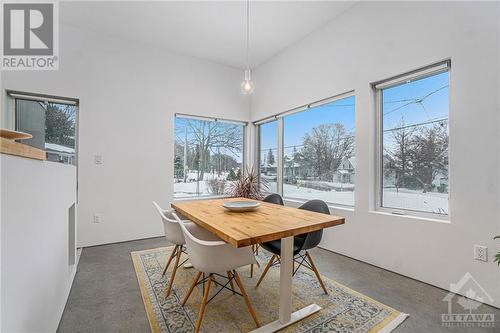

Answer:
[131,247,408,333]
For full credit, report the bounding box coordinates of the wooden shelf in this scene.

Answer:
[0,137,46,160]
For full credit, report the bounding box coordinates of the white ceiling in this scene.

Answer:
[61,1,356,69]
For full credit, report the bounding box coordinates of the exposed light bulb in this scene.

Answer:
[241,69,255,94]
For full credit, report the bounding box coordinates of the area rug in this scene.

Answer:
[131,247,408,333]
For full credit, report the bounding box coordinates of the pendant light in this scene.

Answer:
[241,0,255,94]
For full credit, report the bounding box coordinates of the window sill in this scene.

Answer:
[283,197,355,213]
[369,209,450,224]
[173,195,230,202]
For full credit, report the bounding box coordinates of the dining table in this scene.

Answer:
[171,196,345,333]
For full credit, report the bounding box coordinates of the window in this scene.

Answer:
[256,93,356,206]
[174,115,245,198]
[258,120,278,193]
[11,92,78,165]
[376,61,450,216]
[283,95,355,206]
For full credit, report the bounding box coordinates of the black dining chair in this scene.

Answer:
[263,193,284,205]
[250,193,285,278]
[255,199,329,294]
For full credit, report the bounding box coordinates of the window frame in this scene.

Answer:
[173,113,247,200]
[254,90,356,208]
[7,90,80,202]
[256,117,283,196]
[8,90,79,168]
[373,60,451,220]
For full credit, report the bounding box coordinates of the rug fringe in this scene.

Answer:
[378,312,409,333]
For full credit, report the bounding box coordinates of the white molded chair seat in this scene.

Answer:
[153,201,189,245]
[176,216,256,273]
[153,201,196,297]
[173,212,260,332]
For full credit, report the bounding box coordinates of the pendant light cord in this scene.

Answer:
[245,0,249,71]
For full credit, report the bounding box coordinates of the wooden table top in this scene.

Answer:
[171,197,345,248]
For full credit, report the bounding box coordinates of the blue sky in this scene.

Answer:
[383,71,449,130]
[383,71,449,149]
[175,117,244,162]
[260,71,449,159]
[260,96,355,159]
[175,71,449,165]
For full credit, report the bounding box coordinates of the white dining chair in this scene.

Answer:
[152,201,191,297]
[173,212,260,333]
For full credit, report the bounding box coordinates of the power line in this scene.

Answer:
[260,118,448,152]
[383,118,448,133]
[383,85,449,116]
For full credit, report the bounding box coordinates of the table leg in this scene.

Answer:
[279,236,293,323]
[250,236,321,333]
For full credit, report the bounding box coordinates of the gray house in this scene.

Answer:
[334,156,355,184]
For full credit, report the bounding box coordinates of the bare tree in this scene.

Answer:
[175,119,243,181]
[384,117,416,192]
[302,123,354,180]
[411,122,448,192]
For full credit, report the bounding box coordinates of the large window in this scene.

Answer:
[256,94,356,206]
[259,120,278,193]
[12,92,78,165]
[174,115,245,198]
[376,62,450,216]
[283,95,355,205]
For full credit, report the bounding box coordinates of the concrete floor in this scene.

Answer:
[58,237,499,333]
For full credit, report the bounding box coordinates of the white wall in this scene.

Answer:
[1,154,77,332]
[2,23,249,247]
[251,1,500,306]
[0,70,3,331]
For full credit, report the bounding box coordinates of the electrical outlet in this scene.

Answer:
[93,213,102,223]
[473,245,488,262]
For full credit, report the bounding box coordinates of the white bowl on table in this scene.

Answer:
[222,201,260,212]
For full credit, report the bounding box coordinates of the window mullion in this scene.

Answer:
[277,117,284,196]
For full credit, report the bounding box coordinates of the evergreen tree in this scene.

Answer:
[266,148,275,165]
[227,169,237,181]
[174,156,183,179]
[45,104,75,147]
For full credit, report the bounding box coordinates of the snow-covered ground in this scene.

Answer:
[283,184,354,206]
[382,188,448,214]
[283,185,447,213]
[174,171,232,197]
[174,181,210,197]
[174,178,448,215]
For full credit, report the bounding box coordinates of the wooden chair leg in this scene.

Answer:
[305,251,328,295]
[194,274,212,333]
[255,255,275,288]
[162,245,178,275]
[227,271,235,293]
[165,249,182,297]
[182,271,202,305]
[233,270,260,327]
